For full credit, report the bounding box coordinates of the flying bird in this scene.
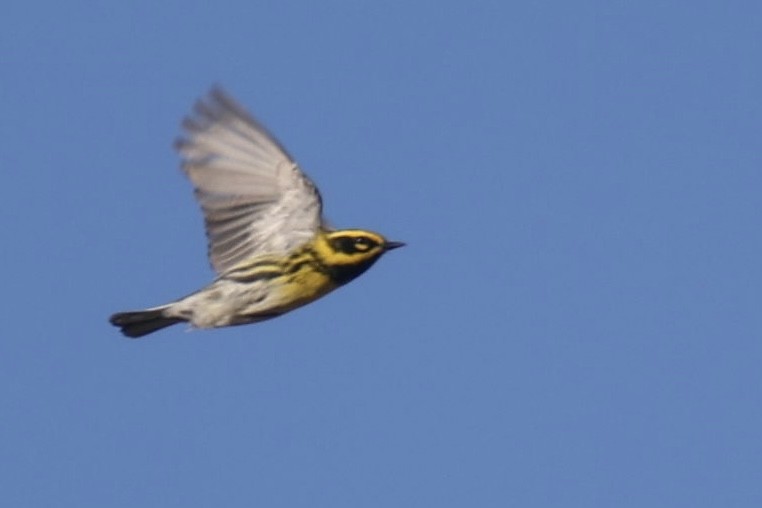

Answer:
[110,88,404,338]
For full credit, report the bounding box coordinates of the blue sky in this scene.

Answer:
[3,1,761,506]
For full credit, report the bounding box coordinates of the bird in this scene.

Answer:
[109,87,404,338]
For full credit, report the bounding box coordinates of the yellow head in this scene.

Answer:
[314,229,405,285]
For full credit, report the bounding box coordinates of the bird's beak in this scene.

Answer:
[384,240,406,251]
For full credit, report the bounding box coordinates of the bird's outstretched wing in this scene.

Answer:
[176,87,323,274]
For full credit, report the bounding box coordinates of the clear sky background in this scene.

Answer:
[3,1,761,506]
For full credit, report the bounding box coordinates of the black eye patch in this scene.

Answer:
[331,236,378,254]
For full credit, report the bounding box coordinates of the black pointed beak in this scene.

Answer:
[384,240,406,251]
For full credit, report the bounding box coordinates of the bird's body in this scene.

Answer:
[110,89,403,338]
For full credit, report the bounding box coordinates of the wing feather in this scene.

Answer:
[176,87,323,274]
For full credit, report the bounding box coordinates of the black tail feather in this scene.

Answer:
[109,308,184,338]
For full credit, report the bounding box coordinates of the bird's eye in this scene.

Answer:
[353,237,371,250]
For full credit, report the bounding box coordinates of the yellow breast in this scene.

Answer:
[277,263,337,310]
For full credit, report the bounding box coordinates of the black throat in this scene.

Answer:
[327,258,380,286]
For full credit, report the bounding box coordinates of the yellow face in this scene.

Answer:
[315,230,405,286]
[326,230,388,260]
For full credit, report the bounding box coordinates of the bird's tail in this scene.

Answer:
[109,305,184,338]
